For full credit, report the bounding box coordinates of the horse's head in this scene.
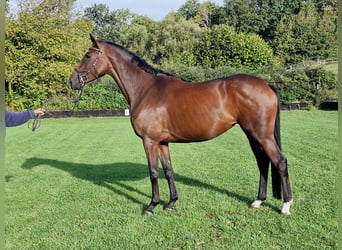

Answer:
[69,34,107,90]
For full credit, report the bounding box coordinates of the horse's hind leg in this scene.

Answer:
[246,134,270,208]
[258,138,293,215]
[159,143,178,210]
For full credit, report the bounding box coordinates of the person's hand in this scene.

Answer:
[34,108,45,116]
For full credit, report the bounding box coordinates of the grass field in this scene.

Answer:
[5,111,337,249]
[322,62,338,76]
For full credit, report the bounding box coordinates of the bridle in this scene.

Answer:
[72,46,103,110]
[30,47,104,131]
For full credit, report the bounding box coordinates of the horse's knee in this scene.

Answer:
[278,156,289,176]
[149,168,159,181]
[163,168,174,179]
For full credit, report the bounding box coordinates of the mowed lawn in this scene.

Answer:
[5,111,337,249]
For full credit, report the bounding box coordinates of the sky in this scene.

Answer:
[75,0,225,21]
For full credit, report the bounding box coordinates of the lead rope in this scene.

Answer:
[71,87,84,111]
[28,89,83,132]
[71,67,87,111]
[29,99,48,131]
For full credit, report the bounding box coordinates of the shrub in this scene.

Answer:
[192,25,275,70]
[270,66,338,106]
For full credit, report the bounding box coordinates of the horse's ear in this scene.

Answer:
[89,34,99,48]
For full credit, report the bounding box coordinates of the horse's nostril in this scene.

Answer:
[69,80,78,90]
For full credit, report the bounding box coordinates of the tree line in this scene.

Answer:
[5,0,338,110]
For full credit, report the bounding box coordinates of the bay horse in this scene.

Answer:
[69,34,293,215]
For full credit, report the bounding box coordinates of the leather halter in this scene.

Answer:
[72,47,103,109]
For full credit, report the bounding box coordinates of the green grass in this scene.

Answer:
[323,62,338,76]
[5,111,337,249]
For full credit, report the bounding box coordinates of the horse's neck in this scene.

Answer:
[107,55,155,108]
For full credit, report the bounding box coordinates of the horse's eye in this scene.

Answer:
[85,54,91,59]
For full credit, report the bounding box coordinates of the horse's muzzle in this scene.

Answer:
[69,79,79,90]
[69,73,82,90]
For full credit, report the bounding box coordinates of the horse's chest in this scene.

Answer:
[130,108,170,140]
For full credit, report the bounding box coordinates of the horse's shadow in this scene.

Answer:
[21,157,279,213]
[21,158,150,209]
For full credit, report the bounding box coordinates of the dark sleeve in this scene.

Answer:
[5,110,35,127]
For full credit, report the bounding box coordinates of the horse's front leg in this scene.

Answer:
[143,139,160,215]
[159,143,178,210]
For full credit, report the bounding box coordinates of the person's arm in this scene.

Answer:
[5,110,35,127]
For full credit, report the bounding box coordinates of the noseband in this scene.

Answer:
[74,47,103,88]
[73,47,103,109]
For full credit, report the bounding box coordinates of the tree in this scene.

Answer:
[178,0,200,20]
[119,16,156,59]
[84,4,136,44]
[194,1,224,27]
[5,0,93,109]
[273,2,337,64]
[179,0,224,27]
[222,0,303,41]
[84,4,157,59]
[148,14,204,66]
[193,25,275,69]
[315,0,338,13]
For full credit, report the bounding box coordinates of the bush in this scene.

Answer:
[270,66,338,106]
[192,25,275,70]
[78,76,129,110]
[304,67,338,105]
[164,65,207,82]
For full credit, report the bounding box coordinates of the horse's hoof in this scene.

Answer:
[281,211,291,216]
[143,210,153,215]
[280,199,293,216]
[164,206,174,211]
[251,200,263,208]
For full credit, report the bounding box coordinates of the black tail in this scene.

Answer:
[269,85,282,200]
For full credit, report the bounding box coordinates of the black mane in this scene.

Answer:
[102,40,176,78]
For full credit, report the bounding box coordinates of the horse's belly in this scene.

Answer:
[168,116,236,142]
